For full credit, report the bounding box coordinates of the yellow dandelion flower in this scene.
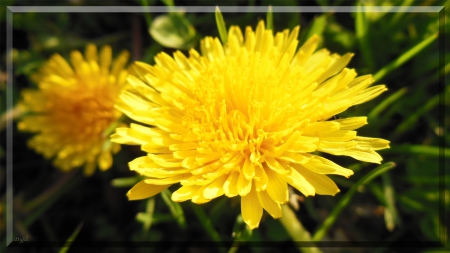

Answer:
[18,44,129,176]
[111,21,390,229]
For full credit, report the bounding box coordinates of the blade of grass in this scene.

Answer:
[215,6,228,44]
[380,145,449,158]
[392,91,442,136]
[280,205,323,253]
[373,32,438,82]
[382,172,401,231]
[160,189,186,229]
[306,14,327,46]
[59,222,83,253]
[368,88,408,123]
[143,198,155,231]
[23,172,82,227]
[312,162,396,241]
[266,5,273,30]
[24,170,78,213]
[190,203,225,252]
[387,0,415,28]
[111,176,141,188]
[355,2,375,71]
[139,0,152,26]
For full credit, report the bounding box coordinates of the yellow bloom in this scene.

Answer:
[18,44,129,176]
[112,21,390,229]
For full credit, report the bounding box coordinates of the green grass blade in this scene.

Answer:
[59,223,83,253]
[373,32,438,82]
[161,0,174,6]
[382,172,401,231]
[161,189,186,229]
[266,5,273,30]
[393,91,441,136]
[110,176,141,188]
[306,14,327,44]
[190,203,225,252]
[368,87,408,122]
[140,197,155,231]
[139,0,152,26]
[380,145,449,158]
[387,0,415,28]
[312,162,396,241]
[215,6,228,44]
[280,205,323,253]
[355,2,375,70]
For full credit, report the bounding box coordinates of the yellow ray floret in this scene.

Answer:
[111,21,390,229]
[18,44,129,176]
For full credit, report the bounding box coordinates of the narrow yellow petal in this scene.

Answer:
[353,136,390,150]
[284,164,315,197]
[98,151,112,171]
[243,156,255,180]
[264,168,289,204]
[241,185,263,229]
[333,117,368,130]
[257,190,282,218]
[192,185,213,204]
[127,180,170,200]
[302,155,354,178]
[223,171,240,197]
[293,164,340,196]
[203,174,228,199]
[144,174,190,185]
[99,45,112,74]
[352,85,388,105]
[172,185,201,202]
[111,50,130,77]
[237,171,252,196]
[85,43,98,63]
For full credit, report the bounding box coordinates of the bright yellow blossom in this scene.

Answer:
[18,44,129,176]
[112,21,390,229]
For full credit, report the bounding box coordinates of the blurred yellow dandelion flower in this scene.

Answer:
[18,44,129,176]
[112,21,390,229]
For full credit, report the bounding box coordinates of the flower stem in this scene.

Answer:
[280,205,323,253]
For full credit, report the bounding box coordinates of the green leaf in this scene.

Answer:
[160,189,186,229]
[149,13,196,50]
[312,162,396,241]
[215,6,228,45]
